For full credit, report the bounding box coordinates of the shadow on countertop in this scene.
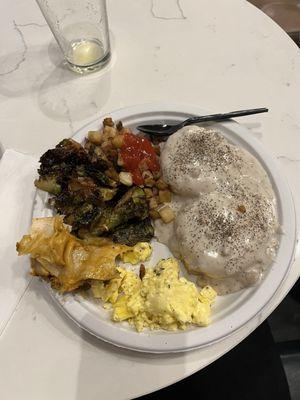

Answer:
[268,279,300,400]
[249,0,300,47]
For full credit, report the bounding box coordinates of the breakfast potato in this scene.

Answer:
[88,131,103,145]
[149,197,158,210]
[117,153,124,166]
[158,189,172,203]
[143,171,155,187]
[144,188,153,199]
[158,205,175,223]
[112,134,124,148]
[155,178,168,190]
[149,210,160,219]
[103,117,114,127]
[119,172,133,186]
[103,125,117,140]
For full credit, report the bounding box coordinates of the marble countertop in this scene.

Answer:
[0,0,300,399]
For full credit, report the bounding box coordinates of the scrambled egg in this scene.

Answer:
[91,258,216,332]
[120,242,152,264]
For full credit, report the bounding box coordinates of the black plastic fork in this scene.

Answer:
[136,108,268,137]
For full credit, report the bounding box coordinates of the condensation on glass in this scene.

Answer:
[36,0,111,73]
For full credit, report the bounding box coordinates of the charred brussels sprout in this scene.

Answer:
[90,188,149,235]
[112,218,154,246]
[34,177,61,195]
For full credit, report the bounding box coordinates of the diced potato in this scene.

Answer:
[117,153,124,166]
[103,126,117,140]
[148,197,158,209]
[88,131,103,145]
[119,171,133,186]
[144,188,153,199]
[103,117,114,127]
[145,178,155,187]
[149,210,160,220]
[112,134,124,148]
[155,178,168,190]
[158,189,172,203]
[158,205,175,223]
[143,171,155,187]
[142,170,153,179]
[156,195,162,205]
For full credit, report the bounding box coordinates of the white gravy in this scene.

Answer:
[155,125,279,295]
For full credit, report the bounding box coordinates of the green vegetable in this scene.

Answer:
[64,203,97,230]
[34,177,61,195]
[112,218,154,246]
[35,129,155,245]
[84,165,111,186]
[99,187,118,201]
[90,187,149,235]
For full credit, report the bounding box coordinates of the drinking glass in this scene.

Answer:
[36,0,111,73]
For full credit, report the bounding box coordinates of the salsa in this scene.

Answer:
[120,132,160,185]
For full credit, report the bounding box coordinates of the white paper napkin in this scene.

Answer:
[0,149,39,335]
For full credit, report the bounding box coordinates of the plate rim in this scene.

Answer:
[34,102,297,353]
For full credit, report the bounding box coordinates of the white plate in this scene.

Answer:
[33,103,297,353]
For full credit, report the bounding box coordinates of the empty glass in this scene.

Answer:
[36,0,111,73]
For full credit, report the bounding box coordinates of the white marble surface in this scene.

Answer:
[0,0,300,399]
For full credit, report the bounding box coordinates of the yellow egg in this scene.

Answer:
[92,258,217,332]
[120,242,152,265]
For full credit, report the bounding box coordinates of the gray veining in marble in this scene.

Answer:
[62,98,75,135]
[277,155,300,163]
[151,0,186,20]
[0,21,27,76]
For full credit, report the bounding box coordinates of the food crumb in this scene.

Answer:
[139,264,146,280]
[237,204,246,213]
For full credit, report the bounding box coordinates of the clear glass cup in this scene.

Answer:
[36,0,111,74]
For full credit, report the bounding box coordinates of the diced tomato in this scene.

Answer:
[120,132,160,185]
